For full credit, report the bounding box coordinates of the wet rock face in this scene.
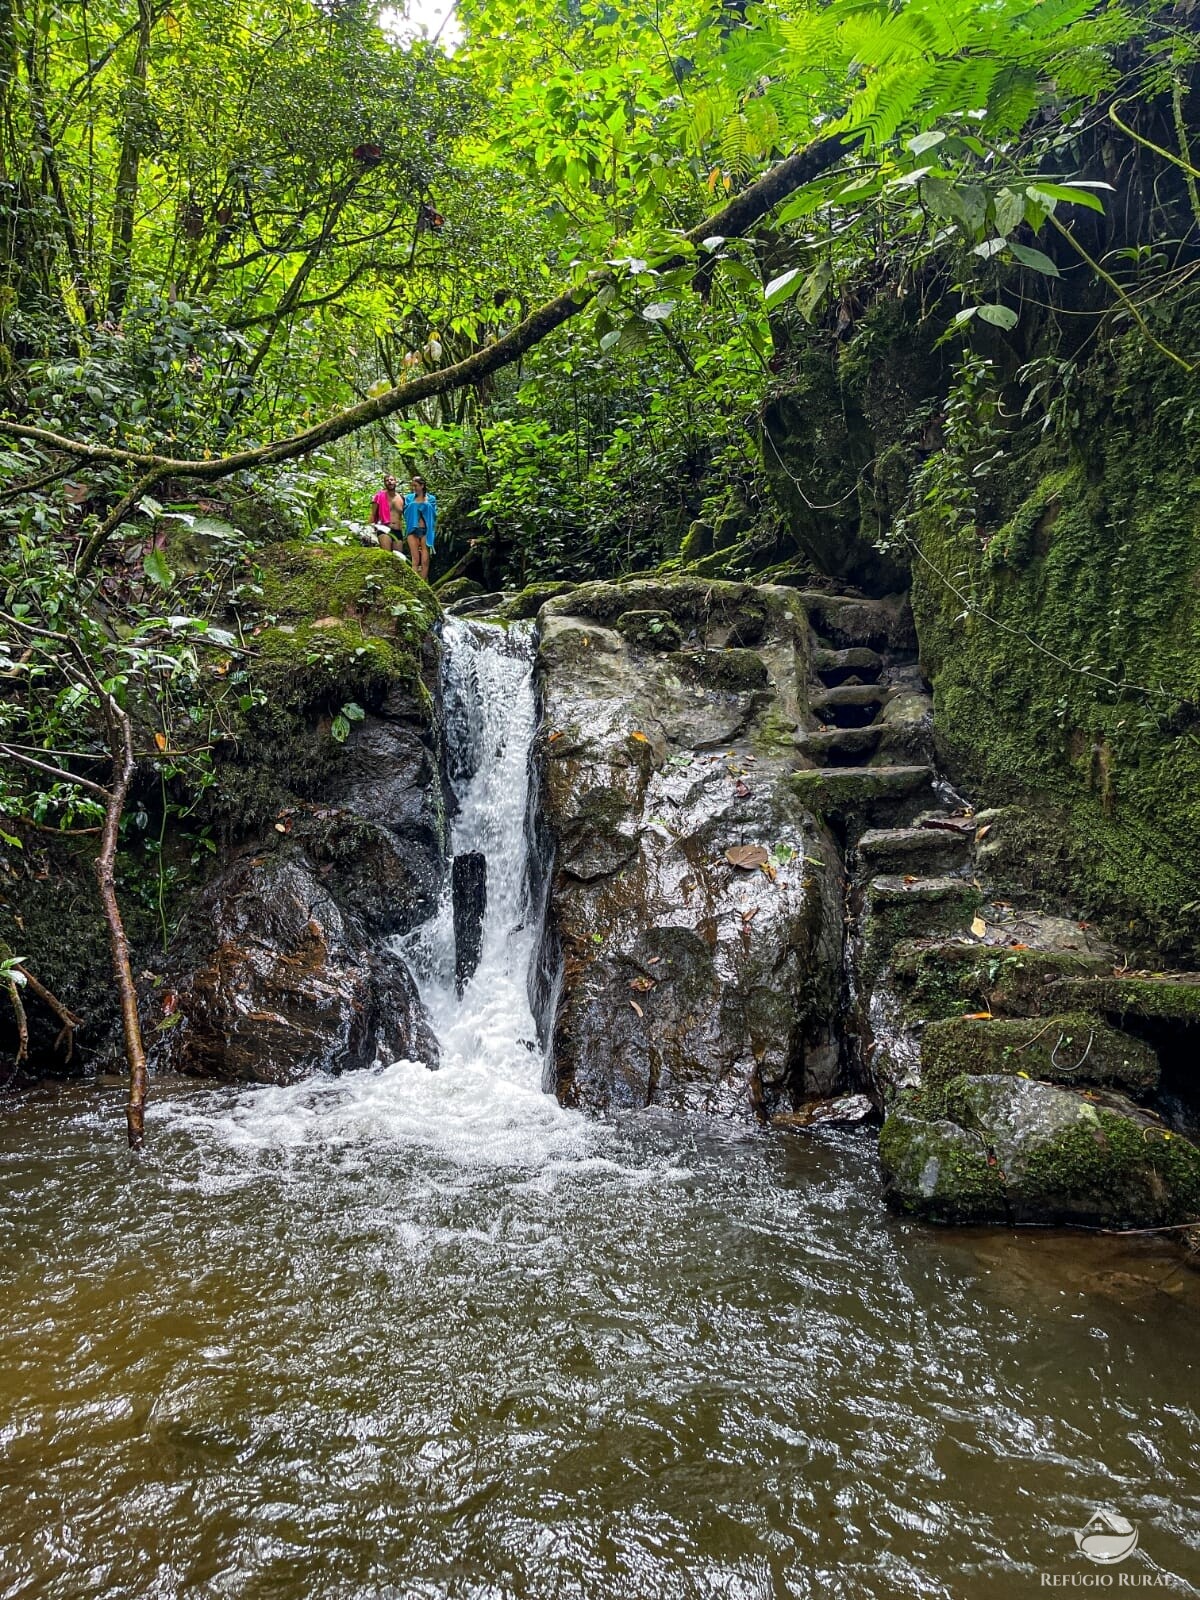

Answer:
[452,850,487,996]
[150,850,437,1084]
[535,579,843,1119]
[151,693,443,1084]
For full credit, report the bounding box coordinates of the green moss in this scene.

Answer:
[921,1013,1159,1093]
[434,577,483,604]
[912,316,1200,959]
[890,939,1111,1022]
[878,1103,1006,1221]
[667,647,768,691]
[1052,976,1200,1024]
[498,580,576,621]
[252,542,439,712]
[789,764,932,817]
[201,543,440,836]
[1020,1109,1200,1227]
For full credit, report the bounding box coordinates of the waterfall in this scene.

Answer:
[176,617,587,1168]
[400,618,544,1063]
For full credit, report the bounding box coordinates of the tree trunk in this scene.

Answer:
[106,0,152,321]
[92,695,148,1148]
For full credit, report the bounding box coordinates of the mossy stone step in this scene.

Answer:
[811,684,893,710]
[868,875,982,911]
[811,646,884,686]
[863,877,983,980]
[858,826,971,875]
[921,1013,1159,1094]
[1051,976,1200,1025]
[794,724,930,770]
[794,592,916,652]
[890,939,1114,1022]
[790,764,934,821]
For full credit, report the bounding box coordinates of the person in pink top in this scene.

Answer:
[368,473,400,551]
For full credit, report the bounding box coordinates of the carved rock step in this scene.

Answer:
[857,826,972,876]
[868,873,982,909]
[920,1013,1160,1095]
[810,683,894,728]
[790,764,935,827]
[811,645,884,687]
[794,724,932,769]
[796,591,917,652]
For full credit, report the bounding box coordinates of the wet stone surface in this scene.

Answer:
[535,580,843,1118]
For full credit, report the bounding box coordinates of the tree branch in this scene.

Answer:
[0,745,110,798]
[0,135,849,484]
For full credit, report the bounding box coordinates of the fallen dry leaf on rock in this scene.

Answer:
[726,844,769,870]
[630,976,656,992]
[629,999,643,1018]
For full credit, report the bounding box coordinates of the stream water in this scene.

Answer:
[1,623,1198,1600]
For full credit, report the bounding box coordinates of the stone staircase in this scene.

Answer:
[787,587,1200,1231]
[790,589,981,1008]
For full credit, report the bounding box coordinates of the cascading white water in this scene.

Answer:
[394,619,559,1104]
[171,617,592,1169]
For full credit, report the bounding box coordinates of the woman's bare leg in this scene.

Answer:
[407,534,421,572]
[418,539,430,582]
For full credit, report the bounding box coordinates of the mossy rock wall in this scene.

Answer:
[1,542,442,1072]
[912,322,1200,958]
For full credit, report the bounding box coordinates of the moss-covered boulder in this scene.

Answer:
[921,1014,1159,1094]
[881,1075,1200,1227]
[497,580,576,622]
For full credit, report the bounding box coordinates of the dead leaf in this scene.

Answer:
[630,976,656,992]
[962,1011,993,1020]
[734,781,751,799]
[742,907,758,924]
[903,873,917,885]
[154,732,168,752]
[726,844,769,870]
[975,823,992,841]
[970,914,987,937]
[548,729,564,743]
[760,862,777,882]
[631,730,650,743]
[274,822,288,834]
[629,999,643,1018]
[647,956,661,965]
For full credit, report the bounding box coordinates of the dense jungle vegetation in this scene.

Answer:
[4,0,1200,1138]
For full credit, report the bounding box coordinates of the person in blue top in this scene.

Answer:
[402,475,436,582]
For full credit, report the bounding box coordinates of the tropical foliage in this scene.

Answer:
[4,0,1200,1131]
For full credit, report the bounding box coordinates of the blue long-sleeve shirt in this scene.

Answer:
[402,492,436,548]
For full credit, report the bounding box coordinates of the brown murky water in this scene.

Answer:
[1,1078,1197,1600]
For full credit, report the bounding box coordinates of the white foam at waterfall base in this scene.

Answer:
[172,619,595,1173]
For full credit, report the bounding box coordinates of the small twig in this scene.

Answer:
[15,967,83,1059]
[1100,1220,1200,1236]
[0,744,110,799]
[1050,1028,1093,1074]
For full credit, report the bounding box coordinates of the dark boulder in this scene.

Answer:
[452,850,487,995]
[150,850,437,1084]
